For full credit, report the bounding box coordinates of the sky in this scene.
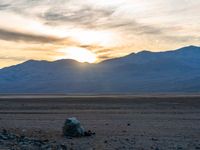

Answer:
[0,0,200,68]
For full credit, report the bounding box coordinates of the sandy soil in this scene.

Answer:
[0,96,200,150]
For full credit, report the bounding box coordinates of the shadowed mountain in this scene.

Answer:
[0,45,200,93]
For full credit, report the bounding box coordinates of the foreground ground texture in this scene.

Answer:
[0,95,200,150]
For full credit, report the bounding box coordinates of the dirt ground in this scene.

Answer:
[0,95,200,150]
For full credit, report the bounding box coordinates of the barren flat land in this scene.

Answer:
[0,95,200,150]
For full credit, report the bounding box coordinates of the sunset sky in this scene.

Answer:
[0,0,200,68]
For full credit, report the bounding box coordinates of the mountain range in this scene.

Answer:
[0,45,200,94]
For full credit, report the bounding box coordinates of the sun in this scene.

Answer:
[58,47,97,63]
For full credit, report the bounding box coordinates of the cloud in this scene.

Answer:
[0,0,200,68]
[1,0,199,42]
[40,5,115,28]
[37,2,196,45]
[0,27,83,47]
[0,28,63,43]
[0,4,10,10]
[0,56,25,61]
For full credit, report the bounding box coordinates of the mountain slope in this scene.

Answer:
[0,45,200,93]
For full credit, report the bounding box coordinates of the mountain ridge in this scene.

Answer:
[1,45,199,70]
[0,45,200,93]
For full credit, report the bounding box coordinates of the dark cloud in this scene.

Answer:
[97,55,112,59]
[40,6,115,28]
[111,21,162,35]
[0,0,199,62]
[97,52,120,61]
[40,6,165,38]
[1,0,196,45]
[0,28,64,43]
[79,45,118,56]
[0,4,10,10]
[80,45,105,51]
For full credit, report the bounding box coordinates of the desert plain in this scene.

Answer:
[0,95,200,150]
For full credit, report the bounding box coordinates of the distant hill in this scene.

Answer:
[0,45,200,93]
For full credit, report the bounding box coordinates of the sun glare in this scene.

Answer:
[58,47,97,63]
[71,30,115,46]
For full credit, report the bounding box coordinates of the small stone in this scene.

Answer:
[0,134,8,140]
[2,129,7,134]
[41,144,51,149]
[20,135,25,139]
[0,130,65,150]
[125,138,129,141]
[151,138,158,141]
[177,146,183,150]
[43,139,49,143]
[60,144,67,150]
[84,130,95,136]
